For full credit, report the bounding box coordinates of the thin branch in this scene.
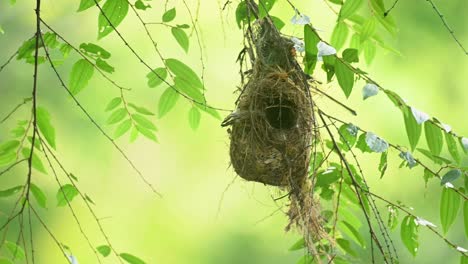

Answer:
[38,136,103,263]
[317,110,392,263]
[0,97,32,124]
[321,111,468,202]
[92,0,230,112]
[425,0,467,55]
[384,0,400,17]
[0,159,27,177]
[39,134,125,264]
[0,50,19,74]
[30,206,70,262]
[37,31,163,198]
[40,19,131,92]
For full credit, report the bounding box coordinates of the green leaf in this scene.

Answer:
[127,103,154,116]
[441,169,462,186]
[135,0,150,10]
[135,125,158,142]
[114,119,132,139]
[462,256,468,264]
[445,132,461,164]
[22,148,46,173]
[258,0,276,18]
[363,40,376,65]
[78,0,102,11]
[36,107,56,149]
[129,127,139,142]
[0,152,16,167]
[43,32,59,49]
[174,77,205,103]
[0,140,20,153]
[0,186,22,198]
[296,254,314,264]
[5,241,25,260]
[30,183,47,208]
[403,106,422,151]
[96,58,115,73]
[270,16,285,31]
[336,238,357,257]
[379,151,388,178]
[79,43,111,59]
[0,258,13,264]
[338,123,357,150]
[356,133,371,152]
[338,0,363,21]
[166,59,203,90]
[304,25,320,74]
[424,121,443,156]
[97,245,111,257]
[417,148,451,165]
[330,22,349,51]
[339,221,365,247]
[105,97,122,111]
[146,68,168,88]
[69,59,94,95]
[60,43,72,58]
[400,215,418,256]
[235,2,248,28]
[289,238,305,251]
[17,38,42,60]
[188,107,201,130]
[334,59,354,97]
[342,48,359,63]
[171,27,189,53]
[98,0,129,39]
[360,17,377,43]
[162,8,176,22]
[132,114,157,131]
[107,108,127,125]
[158,88,179,118]
[56,184,79,206]
[440,187,461,234]
[464,201,468,238]
[196,105,221,120]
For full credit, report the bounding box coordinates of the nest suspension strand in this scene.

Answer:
[222,6,330,260]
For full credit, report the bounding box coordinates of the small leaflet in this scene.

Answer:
[365,132,388,153]
[462,137,468,151]
[399,151,417,168]
[414,217,437,228]
[291,10,310,25]
[362,83,379,100]
[442,123,452,133]
[317,41,337,61]
[456,246,468,253]
[291,37,305,52]
[410,107,430,125]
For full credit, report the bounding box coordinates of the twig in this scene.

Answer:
[37,30,163,198]
[0,97,32,124]
[0,159,27,177]
[0,50,19,74]
[92,0,230,112]
[425,0,467,55]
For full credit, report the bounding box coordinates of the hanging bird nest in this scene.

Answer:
[225,19,315,188]
[223,13,331,260]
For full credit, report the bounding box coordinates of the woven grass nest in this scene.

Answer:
[223,19,315,188]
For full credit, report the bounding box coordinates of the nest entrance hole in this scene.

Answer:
[265,98,297,130]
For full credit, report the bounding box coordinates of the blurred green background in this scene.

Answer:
[0,0,467,263]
